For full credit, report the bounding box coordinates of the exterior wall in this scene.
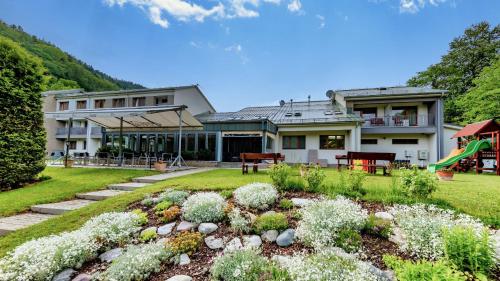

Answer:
[174,88,215,115]
[443,126,461,157]
[278,126,356,164]
[360,134,434,165]
[43,94,65,154]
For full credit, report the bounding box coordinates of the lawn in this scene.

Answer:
[0,167,157,217]
[0,168,498,257]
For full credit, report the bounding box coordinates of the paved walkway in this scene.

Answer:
[0,167,214,236]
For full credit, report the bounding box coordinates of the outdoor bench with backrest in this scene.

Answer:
[240,153,285,174]
[337,152,396,176]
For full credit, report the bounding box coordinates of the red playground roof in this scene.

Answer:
[452,119,500,138]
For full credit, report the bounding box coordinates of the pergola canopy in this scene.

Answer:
[45,105,203,129]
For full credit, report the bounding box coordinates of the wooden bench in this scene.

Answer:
[240,153,285,174]
[337,152,396,176]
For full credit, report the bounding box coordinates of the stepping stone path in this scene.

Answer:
[0,168,214,236]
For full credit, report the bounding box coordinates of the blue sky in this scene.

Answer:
[0,0,499,111]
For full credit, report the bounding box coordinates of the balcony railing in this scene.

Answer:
[361,114,433,127]
[56,127,103,136]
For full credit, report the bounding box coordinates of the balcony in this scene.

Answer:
[55,127,102,139]
[360,114,436,134]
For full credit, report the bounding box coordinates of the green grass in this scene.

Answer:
[0,168,498,257]
[0,167,157,217]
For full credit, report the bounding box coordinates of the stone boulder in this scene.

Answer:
[276,229,295,247]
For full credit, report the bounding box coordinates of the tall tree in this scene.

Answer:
[0,36,47,190]
[407,22,499,123]
[456,56,500,124]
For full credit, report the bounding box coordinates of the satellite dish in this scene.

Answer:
[326,90,335,98]
[279,100,285,107]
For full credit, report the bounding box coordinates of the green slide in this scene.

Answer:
[427,139,491,173]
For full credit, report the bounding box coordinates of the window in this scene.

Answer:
[392,106,418,126]
[354,107,377,121]
[198,133,206,151]
[266,136,274,150]
[67,141,77,149]
[361,139,378,145]
[132,97,146,107]
[94,99,105,109]
[59,101,69,111]
[283,136,305,149]
[76,100,87,109]
[392,139,418,145]
[83,140,87,150]
[319,135,345,150]
[155,96,172,105]
[112,98,125,108]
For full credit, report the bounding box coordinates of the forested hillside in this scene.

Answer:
[0,20,144,91]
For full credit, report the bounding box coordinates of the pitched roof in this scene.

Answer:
[452,119,500,138]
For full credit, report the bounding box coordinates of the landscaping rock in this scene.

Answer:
[271,255,291,266]
[365,263,393,281]
[176,221,195,232]
[158,222,176,235]
[374,211,394,221]
[72,274,92,281]
[291,198,314,207]
[389,227,405,246]
[205,235,224,249]
[261,230,279,242]
[52,269,76,281]
[198,223,218,234]
[247,213,257,223]
[166,275,192,281]
[99,248,122,263]
[179,254,190,266]
[224,237,243,252]
[243,235,262,248]
[276,229,295,247]
[492,229,500,261]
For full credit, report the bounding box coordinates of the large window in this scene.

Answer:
[266,136,274,150]
[392,139,418,145]
[319,135,345,150]
[354,107,377,119]
[94,99,105,109]
[155,96,173,105]
[198,133,206,151]
[361,139,378,145]
[132,97,145,107]
[283,136,305,149]
[59,101,69,111]
[392,106,418,126]
[112,98,125,108]
[76,100,87,109]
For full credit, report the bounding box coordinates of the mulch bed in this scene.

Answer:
[76,190,424,280]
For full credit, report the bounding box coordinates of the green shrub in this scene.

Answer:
[182,192,227,223]
[141,194,155,207]
[383,255,466,281]
[210,249,270,281]
[268,163,292,190]
[219,189,233,199]
[228,208,251,233]
[261,264,292,281]
[279,199,294,210]
[303,165,326,192]
[139,228,157,242]
[0,36,47,190]
[442,225,495,278]
[153,201,172,215]
[335,229,362,253]
[131,209,148,225]
[253,212,289,233]
[283,177,307,192]
[158,189,189,205]
[338,169,367,197]
[398,166,438,198]
[363,214,392,238]
[37,174,52,182]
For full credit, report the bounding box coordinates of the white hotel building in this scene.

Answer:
[43,85,460,166]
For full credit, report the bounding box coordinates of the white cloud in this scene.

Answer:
[225,44,243,53]
[189,41,200,48]
[263,0,281,4]
[287,0,302,13]
[316,14,325,29]
[228,0,260,18]
[398,0,448,13]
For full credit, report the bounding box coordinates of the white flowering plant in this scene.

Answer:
[159,188,189,205]
[96,242,172,281]
[233,183,278,210]
[389,204,485,260]
[0,212,141,281]
[295,197,367,250]
[210,249,270,281]
[182,192,227,223]
[277,249,383,281]
[228,207,251,233]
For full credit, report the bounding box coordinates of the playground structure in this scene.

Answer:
[427,119,500,175]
